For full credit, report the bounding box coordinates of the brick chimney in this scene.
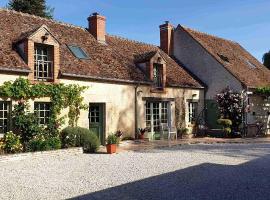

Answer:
[88,12,106,44]
[159,21,174,56]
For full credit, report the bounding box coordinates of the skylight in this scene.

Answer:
[67,45,88,59]
[246,60,256,69]
[217,53,229,62]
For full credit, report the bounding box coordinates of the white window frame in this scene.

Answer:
[34,45,53,81]
[0,101,11,134]
[145,101,171,133]
[188,102,198,123]
[34,102,51,125]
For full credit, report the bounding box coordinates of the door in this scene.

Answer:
[89,103,105,145]
[145,101,170,140]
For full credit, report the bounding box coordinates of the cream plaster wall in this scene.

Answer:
[61,78,204,138]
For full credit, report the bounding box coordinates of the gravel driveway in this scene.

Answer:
[0,143,270,200]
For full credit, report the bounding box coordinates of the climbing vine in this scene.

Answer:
[0,77,88,136]
[255,87,270,96]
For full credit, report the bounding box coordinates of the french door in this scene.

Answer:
[145,102,171,137]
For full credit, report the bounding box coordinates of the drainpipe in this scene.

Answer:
[134,84,139,139]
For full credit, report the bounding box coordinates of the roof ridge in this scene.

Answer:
[107,34,158,48]
[0,8,86,31]
[181,25,238,44]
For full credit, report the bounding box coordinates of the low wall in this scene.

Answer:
[0,147,83,162]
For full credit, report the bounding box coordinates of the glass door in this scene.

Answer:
[145,101,170,140]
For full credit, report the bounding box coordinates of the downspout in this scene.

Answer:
[134,84,139,139]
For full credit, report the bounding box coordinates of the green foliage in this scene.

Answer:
[12,102,43,145]
[81,132,100,153]
[255,87,270,96]
[0,78,87,139]
[7,0,54,19]
[216,88,243,130]
[106,134,118,145]
[2,131,23,153]
[217,118,232,136]
[217,119,233,127]
[263,51,270,70]
[178,128,189,135]
[60,127,100,153]
[27,134,61,152]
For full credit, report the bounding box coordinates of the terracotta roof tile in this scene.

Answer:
[0,9,201,88]
[181,26,270,88]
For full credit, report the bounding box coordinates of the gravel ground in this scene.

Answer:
[0,143,270,200]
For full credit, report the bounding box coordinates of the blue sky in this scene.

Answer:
[1,0,270,61]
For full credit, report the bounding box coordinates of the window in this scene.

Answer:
[67,45,88,59]
[89,106,100,123]
[145,102,169,132]
[246,60,256,69]
[153,64,163,89]
[34,102,51,125]
[188,102,198,123]
[0,101,11,134]
[34,45,53,81]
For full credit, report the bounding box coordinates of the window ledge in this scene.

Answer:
[150,88,166,94]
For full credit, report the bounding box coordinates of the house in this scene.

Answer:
[161,22,270,133]
[0,9,204,143]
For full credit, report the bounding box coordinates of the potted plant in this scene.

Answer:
[138,128,147,140]
[106,134,118,154]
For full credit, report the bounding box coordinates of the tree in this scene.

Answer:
[262,51,270,70]
[7,0,54,19]
[216,87,243,131]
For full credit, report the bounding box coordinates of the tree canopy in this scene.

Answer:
[7,0,54,19]
[262,50,270,70]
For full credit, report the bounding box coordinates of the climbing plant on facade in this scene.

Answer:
[0,77,88,141]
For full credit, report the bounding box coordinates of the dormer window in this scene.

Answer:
[34,44,53,81]
[153,63,163,89]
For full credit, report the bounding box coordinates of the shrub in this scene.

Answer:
[0,138,5,154]
[3,131,23,153]
[106,134,118,145]
[82,133,100,153]
[60,127,100,153]
[217,119,232,127]
[217,119,232,136]
[27,135,61,152]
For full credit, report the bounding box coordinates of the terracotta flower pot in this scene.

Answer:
[139,134,144,140]
[106,144,117,154]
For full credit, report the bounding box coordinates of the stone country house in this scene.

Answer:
[0,9,204,144]
[0,9,269,143]
[168,23,270,133]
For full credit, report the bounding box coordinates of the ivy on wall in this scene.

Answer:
[255,87,270,96]
[0,77,88,132]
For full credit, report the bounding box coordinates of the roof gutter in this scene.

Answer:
[0,66,31,73]
[60,72,152,85]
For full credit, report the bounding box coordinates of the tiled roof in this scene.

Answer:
[181,26,270,88]
[0,8,202,88]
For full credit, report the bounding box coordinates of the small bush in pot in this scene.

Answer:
[217,119,232,137]
[106,134,118,154]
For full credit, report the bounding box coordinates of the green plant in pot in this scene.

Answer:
[106,134,118,154]
[217,119,232,137]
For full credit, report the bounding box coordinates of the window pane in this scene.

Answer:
[68,45,88,59]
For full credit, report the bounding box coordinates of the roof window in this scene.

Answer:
[67,45,88,59]
[246,60,256,69]
[217,53,229,62]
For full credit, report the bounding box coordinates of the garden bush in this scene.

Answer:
[3,131,23,153]
[61,127,100,153]
[27,135,61,152]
